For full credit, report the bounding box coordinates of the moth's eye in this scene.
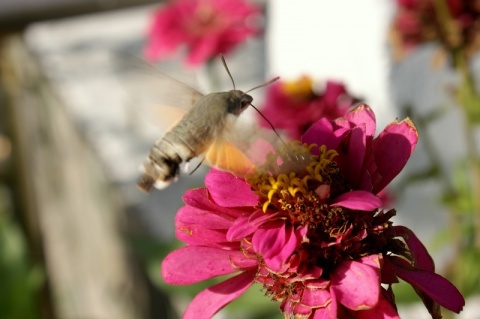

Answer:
[241,94,253,110]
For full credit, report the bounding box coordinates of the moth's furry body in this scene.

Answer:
[137,90,252,192]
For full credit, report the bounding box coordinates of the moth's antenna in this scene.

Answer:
[250,103,286,145]
[245,77,280,94]
[221,55,236,89]
[220,56,284,144]
[245,76,284,144]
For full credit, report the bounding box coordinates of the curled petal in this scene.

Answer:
[205,169,258,207]
[395,266,465,313]
[184,271,255,319]
[227,209,276,241]
[252,220,286,258]
[330,191,382,211]
[162,246,244,284]
[266,225,304,272]
[371,118,418,193]
[394,225,434,271]
[331,257,380,310]
[252,220,298,271]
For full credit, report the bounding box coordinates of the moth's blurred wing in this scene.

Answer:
[204,120,285,176]
[113,54,204,132]
[205,138,253,177]
[147,104,189,132]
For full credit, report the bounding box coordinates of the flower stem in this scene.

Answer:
[454,49,480,249]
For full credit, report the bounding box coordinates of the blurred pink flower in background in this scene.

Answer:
[390,0,480,58]
[144,0,261,66]
[258,76,359,140]
[161,105,464,319]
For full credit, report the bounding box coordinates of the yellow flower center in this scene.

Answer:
[281,76,314,100]
[247,142,338,217]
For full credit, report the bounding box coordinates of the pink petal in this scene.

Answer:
[312,290,338,319]
[264,224,304,271]
[301,287,331,307]
[184,271,255,319]
[339,125,367,187]
[356,292,400,319]
[394,225,434,271]
[226,209,276,241]
[162,246,244,284]
[360,254,382,269]
[280,299,295,317]
[182,188,211,209]
[331,258,380,310]
[175,224,230,248]
[252,220,287,259]
[395,266,465,313]
[302,118,346,149]
[183,188,243,219]
[331,190,382,210]
[371,118,418,193]
[229,253,259,269]
[305,278,330,289]
[358,158,376,191]
[293,303,314,316]
[144,9,184,61]
[205,169,258,207]
[342,104,377,138]
[175,205,236,247]
[186,36,218,66]
[177,205,233,230]
[323,81,347,105]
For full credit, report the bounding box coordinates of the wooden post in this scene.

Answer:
[0,34,161,319]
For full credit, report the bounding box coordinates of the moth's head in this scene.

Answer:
[227,90,253,116]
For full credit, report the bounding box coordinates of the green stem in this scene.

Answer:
[454,50,480,249]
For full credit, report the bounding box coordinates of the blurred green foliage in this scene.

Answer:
[441,160,480,296]
[0,185,43,319]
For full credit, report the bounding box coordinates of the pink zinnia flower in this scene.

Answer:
[259,76,358,140]
[144,0,260,67]
[162,105,465,318]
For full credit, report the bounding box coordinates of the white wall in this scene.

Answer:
[267,0,395,128]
